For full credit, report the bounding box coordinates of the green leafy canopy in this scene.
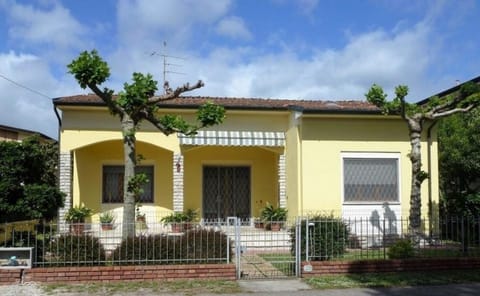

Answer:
[67,49,110,89]
[0,136,65,222]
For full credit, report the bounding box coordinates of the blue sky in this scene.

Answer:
[0,0,479,138]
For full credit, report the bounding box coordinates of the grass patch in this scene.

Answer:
[257,253,296,275]
[42,280,240,295]
[342,249,386,260]
[305,269,480,290]
[331,246,480,261]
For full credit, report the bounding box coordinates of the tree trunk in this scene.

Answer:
[122,116,137,238]
[407,118,423,234]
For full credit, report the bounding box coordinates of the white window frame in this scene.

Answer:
[341,152,401,205]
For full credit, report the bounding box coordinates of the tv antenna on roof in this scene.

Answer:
[148,41,186,94]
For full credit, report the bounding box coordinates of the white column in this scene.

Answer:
[58,152,72,231]
[173,153,184,212]
[278,153,287,208]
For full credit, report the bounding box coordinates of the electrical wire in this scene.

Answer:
[0,73,51,99]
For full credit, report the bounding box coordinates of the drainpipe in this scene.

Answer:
[427,120,438,236]
[288,105,304,216]
[53,102,65,222]
[53,104,62,139]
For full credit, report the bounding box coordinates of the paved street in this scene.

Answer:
[237,280,480,296]
[3,280,480,295]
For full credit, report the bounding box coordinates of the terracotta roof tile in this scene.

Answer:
[53,94,381,114]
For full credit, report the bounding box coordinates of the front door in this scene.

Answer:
[203,166,251,220]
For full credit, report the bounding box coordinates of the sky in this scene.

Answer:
[0,0,479,139]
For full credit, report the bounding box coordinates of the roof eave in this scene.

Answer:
[417,75,480,106]
[53,101,380,114]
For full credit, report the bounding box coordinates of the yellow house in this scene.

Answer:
[0,124,54,142]
[53,95,439,225]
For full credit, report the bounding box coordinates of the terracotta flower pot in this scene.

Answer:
[101,223,113,231]
[171,223,183,233]
[270,222,282,232]
[70,223,84,235]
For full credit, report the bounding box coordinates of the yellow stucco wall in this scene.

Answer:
[72,140,173,221]
[58,105,440,219]
[427,124,440,220]
[59,108,288,153]
[183,146,280,217]
[59,106,288,220]
[60,129,180,153]
[285,112,302,217]
[300,116,437,218]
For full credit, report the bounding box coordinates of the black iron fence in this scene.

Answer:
[298,216,480,261]
[1,216,480,268]
[0,221,231,267]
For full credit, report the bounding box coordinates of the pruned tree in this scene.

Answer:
[68,50,225,238]
[365,82,480,234]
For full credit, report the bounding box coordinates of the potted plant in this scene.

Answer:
[135,203,146,223]
[161,209,198,232]
[254,217,264,229]
[260,203,287,231]
[183,208,198,230]
[65,205,92,234]
[99,211,115,230]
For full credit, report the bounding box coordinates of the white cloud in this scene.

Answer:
[215,16,252,40]
[297,0,319,15]
[0,0,471,140]
[180,21,435,101]
[116,0,232,47]
[0,51,81,138]
[104,18,436,103]
[6,1,86,50]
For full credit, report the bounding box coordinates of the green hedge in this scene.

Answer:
[387,238,415,259]
[291,215,350,260]
[49,234,106,266]
[111,228,232,265]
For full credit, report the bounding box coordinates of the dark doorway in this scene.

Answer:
[203,166,251,220]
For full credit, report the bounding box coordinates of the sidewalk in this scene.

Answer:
[3,280,480,296]
[236,280,480,296]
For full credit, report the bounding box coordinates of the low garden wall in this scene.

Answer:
[301,258,480,277]
[0,264,236,285]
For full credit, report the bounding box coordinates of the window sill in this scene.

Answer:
[101,202,154,204]
[342,202,400,205]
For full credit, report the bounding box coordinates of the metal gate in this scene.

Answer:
[227,217,300,279]
[203,166,251,220]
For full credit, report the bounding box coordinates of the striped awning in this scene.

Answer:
[178,131,285,147]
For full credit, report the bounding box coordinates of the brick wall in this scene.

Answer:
[0,269,21,284]
[0,264,235,285]
[301,258,480,277]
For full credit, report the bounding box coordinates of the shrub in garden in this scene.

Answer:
[49,234,106,265]
[387,238,415,259]
[184,228,232,263]
[111,228,232,265]
[290,215,350,260]
[111,234,185,265]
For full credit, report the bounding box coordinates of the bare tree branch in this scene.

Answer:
[429,92,466,114]
[400,96,406,120]
[147,80,204,104]
[88,83,124,114]
[143,113,179,135]
[429,105,476,119]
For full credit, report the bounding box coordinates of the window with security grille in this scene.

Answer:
[343,157,399,202]
[102,165,154,203]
